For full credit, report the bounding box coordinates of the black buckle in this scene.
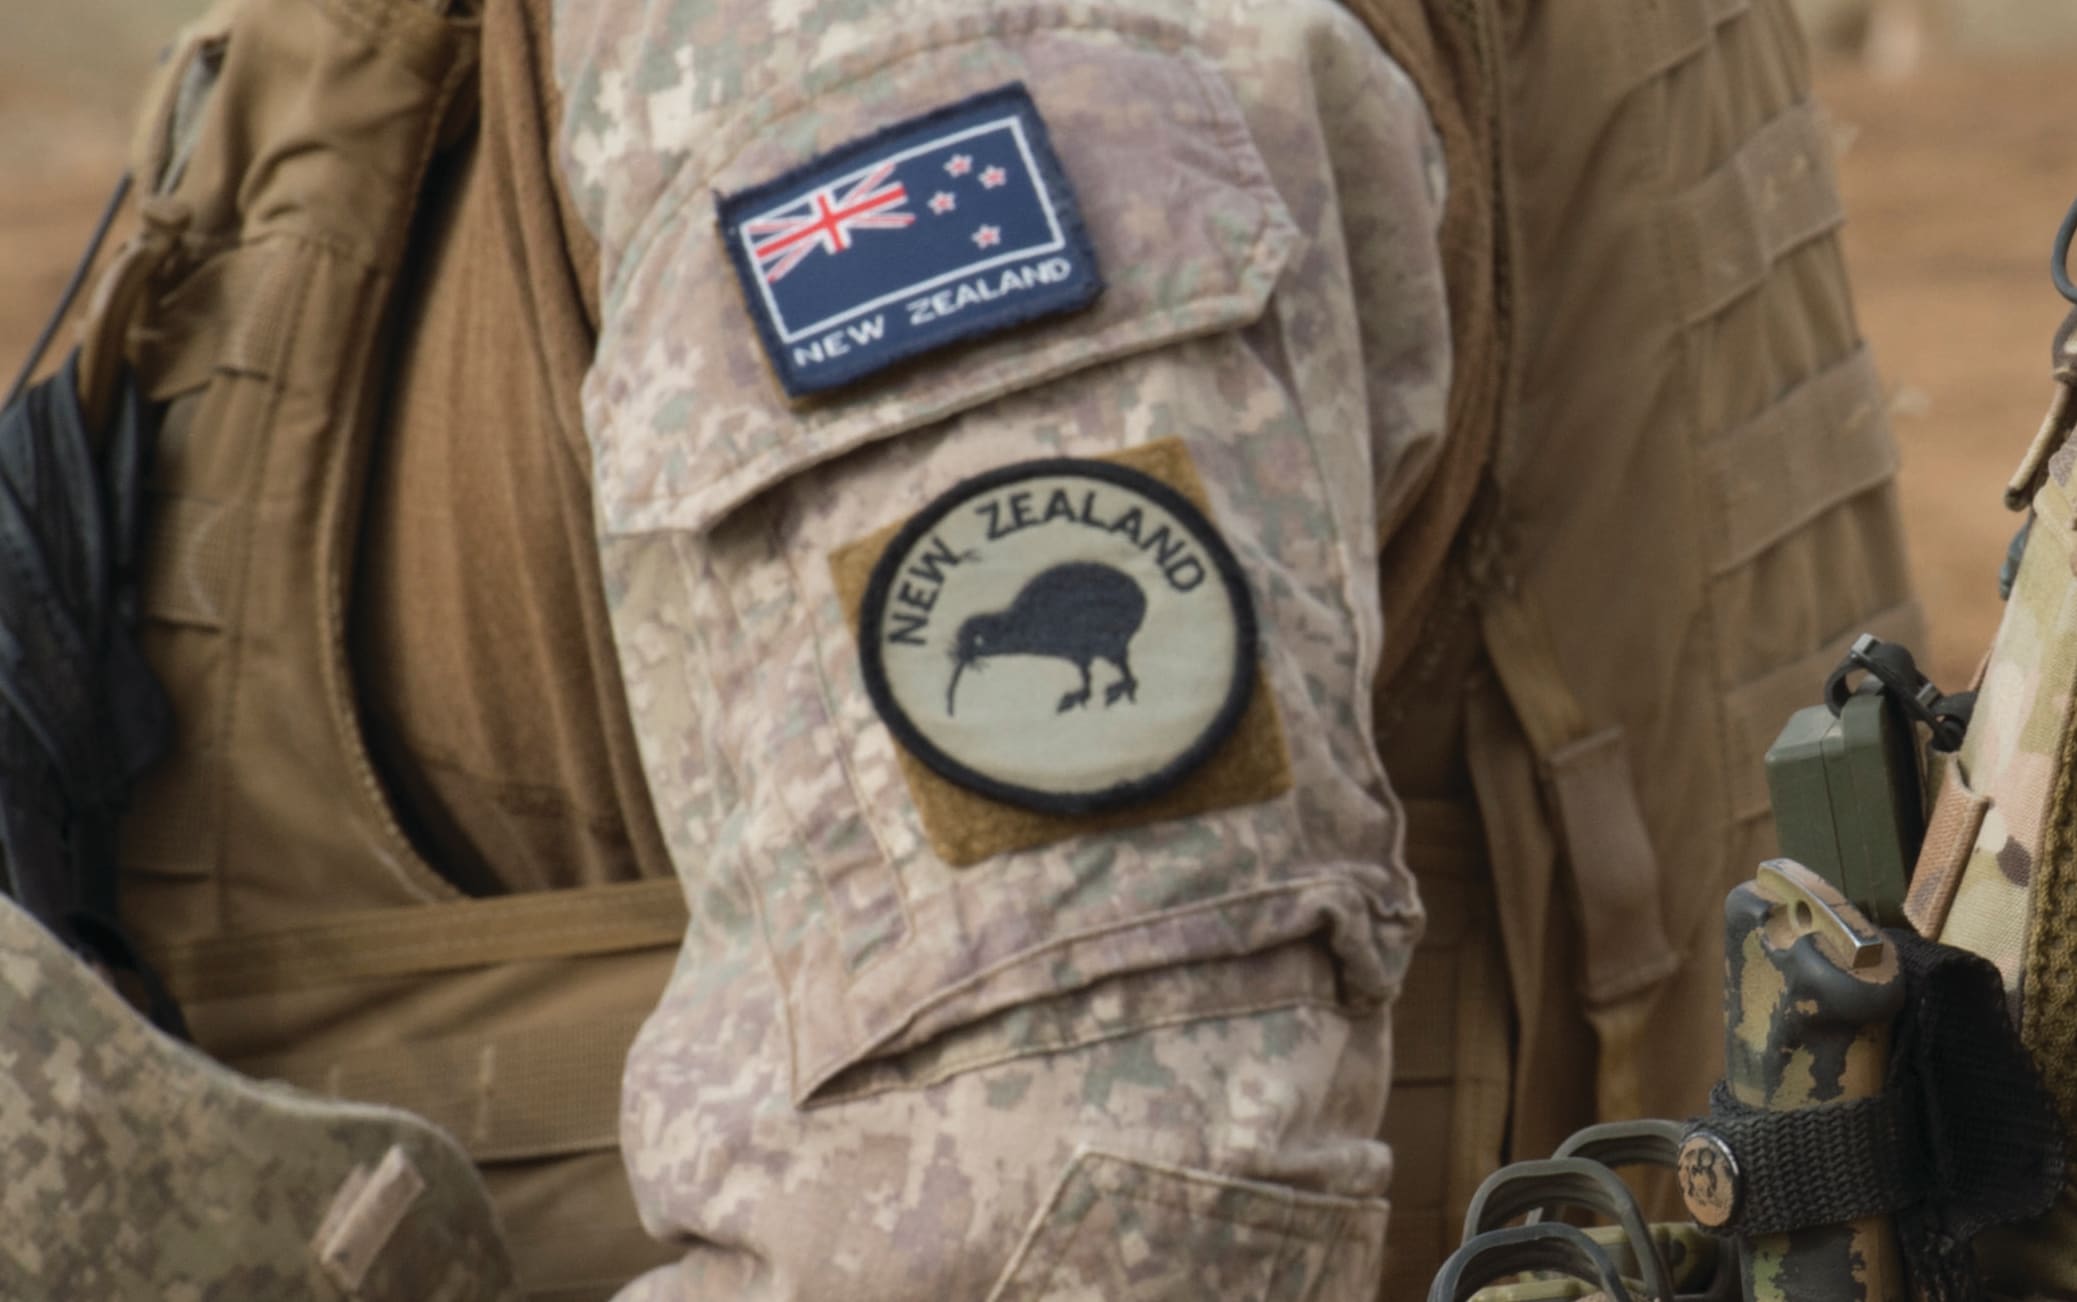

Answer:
[1824,634,1974,754]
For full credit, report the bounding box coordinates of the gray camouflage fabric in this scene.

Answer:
[552,1,1454,1296]
[0,896,519,1300]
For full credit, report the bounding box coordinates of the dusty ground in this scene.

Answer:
[0,32,2065,689]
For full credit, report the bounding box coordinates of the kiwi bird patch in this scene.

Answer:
[856,456,1257,816]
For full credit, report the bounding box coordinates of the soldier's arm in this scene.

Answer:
[549,1,1453,1296]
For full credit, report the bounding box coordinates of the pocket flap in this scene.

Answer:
[584,20,1299,537]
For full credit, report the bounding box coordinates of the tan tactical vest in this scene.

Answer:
[1352,0,1922,1292]
[81,0,1917,1299]
[93,0,684,1298]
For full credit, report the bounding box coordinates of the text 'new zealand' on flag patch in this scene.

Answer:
[717,83,1103,397]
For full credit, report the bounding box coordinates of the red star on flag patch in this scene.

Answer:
[980,165,1008,189]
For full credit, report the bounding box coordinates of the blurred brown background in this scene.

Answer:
[0,1,204,374]
[3,1,2073,692]
[1801,0,2077,692]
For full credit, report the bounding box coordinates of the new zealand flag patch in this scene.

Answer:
[718,83,1103,397]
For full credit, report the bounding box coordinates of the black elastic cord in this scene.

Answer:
[2054,188,2077,306]
[3,173,133,411]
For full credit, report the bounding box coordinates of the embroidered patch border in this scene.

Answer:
[717,83,1104,398]
[856,456,1258,816]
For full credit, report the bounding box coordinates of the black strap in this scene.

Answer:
[2,173,132,412]
[1697,1081,1920,1235]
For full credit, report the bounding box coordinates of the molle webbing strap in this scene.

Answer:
[141,878,685,1166]
[1665,101,1847,327]
[1703,346,1894,576]
[125,244,303,400]
[142,876,688,1001]
[139,492,238,634]
[1600,0,1751,86]
[247,1012,649,1164]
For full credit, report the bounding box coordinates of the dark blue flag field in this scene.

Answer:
[718,83,1104,396]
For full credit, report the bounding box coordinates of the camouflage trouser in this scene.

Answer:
[0,896,518,1300]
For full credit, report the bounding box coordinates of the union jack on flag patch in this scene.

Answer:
[743,161,916,285]
[718,83,1104,397]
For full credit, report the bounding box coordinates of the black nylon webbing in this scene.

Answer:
[1699,1080,1921,1236]
[1891,930,2064,1301]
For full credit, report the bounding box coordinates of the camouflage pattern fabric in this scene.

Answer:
[550,0,1452,1295]
[1917,432,2077,1291]
[1934,451,2077,998]
[0,895,519,1300]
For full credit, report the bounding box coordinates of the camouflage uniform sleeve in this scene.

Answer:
[549,2,1452,1297]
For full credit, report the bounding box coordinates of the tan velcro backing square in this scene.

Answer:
[828,438,1292,867]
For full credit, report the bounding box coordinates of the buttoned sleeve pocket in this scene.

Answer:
[586,5,1436,1108]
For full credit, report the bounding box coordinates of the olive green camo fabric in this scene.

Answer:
[0,895,519,1301]
[551,1,1450,1296]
